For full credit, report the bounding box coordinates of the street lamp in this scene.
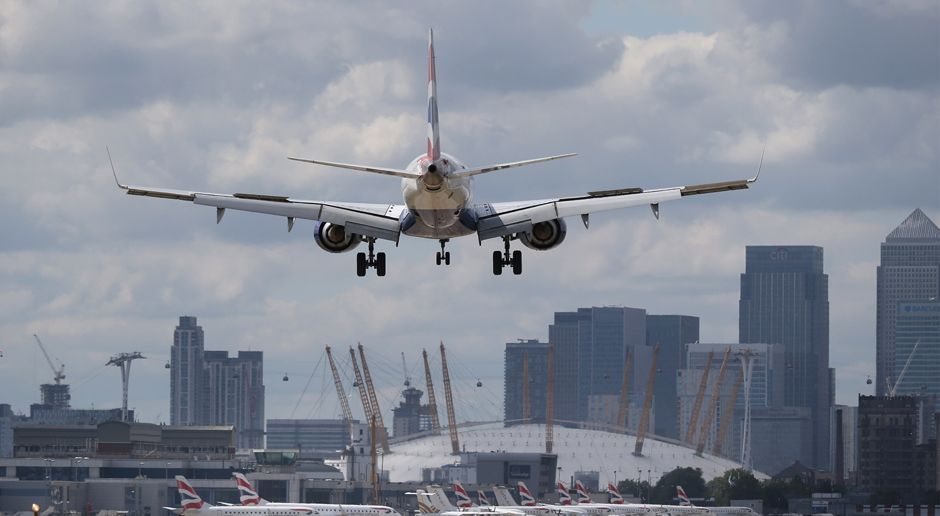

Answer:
[138,461,144,479]
[166,462,171,480]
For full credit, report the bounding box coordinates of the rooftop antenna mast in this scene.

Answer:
[106,352,146,422]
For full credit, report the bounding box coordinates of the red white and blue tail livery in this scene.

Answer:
[454,481,474,508]
[676,486,692,507]
[478,489,492,507]
[575,481,592,504]
[556,482,572,505]
[112,28,759,277]
[234,472,264,505]
[517,482,537,507]
[176,476,206,511]
[606,483,624,504]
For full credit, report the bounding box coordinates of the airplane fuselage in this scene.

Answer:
[400,153,476,239]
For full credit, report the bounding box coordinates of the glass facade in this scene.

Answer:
[503,340,549,425]
[647,315,699,440]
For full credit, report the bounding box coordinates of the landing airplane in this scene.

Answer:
[111,28,760,277]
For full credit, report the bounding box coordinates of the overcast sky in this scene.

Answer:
[1,1,937,425]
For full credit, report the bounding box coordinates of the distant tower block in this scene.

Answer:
[107,352,146,422]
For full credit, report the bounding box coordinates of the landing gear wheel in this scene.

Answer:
[356,252,368,277]
[444,251,451,265]
[436,252,442,265]
[375,252,387,277]
[511,250,523,275]
[436,239,452,266]
[492,250,503,275]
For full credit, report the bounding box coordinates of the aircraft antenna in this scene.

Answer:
[439,341,460,454]
[696,346,731,456]
[106,352,146,422]
[422,349,442,432]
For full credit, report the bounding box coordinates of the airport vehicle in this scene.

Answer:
[111,29,760,277]
[676,486,757,516]
[232,473,396,515]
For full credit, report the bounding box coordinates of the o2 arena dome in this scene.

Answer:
[380,422,756,484]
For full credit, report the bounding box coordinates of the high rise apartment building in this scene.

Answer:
[876,209,940,397]
[169,316,264,449]
[739,246,831,469]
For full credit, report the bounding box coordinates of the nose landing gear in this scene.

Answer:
[492,236,522,275]
[436,239,451,266]
[356,238,386,277]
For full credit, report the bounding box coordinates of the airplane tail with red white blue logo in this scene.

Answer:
[574,480,591,504]
[607,483,624,504]
[556,482,572,505]
[234,472,267,505]
[676,486,693,507]
[453,481,474,508]
[175,476,207,511]
[517,481,537,507]
[478,489,491,506]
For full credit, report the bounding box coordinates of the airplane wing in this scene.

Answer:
[110,155,402,243]
[475,176,757,242]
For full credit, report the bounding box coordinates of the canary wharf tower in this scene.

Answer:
[876,209,940,396]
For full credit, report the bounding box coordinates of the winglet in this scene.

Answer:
[107,146,127,190]
[748,146,765,184]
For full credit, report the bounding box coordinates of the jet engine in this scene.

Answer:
[519,218,567,251]
[314,222,361,253]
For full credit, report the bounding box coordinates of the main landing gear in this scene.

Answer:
[356,238,386,277]
[492,236,522,275]
[436,239,451,266]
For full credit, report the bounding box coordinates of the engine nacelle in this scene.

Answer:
[314,222,361,253]
[519,218,567,251]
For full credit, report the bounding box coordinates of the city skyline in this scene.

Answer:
[0,2,936,424]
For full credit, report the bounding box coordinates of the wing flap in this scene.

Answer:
[680,178,750,196]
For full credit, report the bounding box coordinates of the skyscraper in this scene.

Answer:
[647,315,699,439]
[739,246,830,469]
[171,316,205,425]
[548,307,646,424]
[504,339,549,425]
[876,209,940,396]
[204,350,265,449]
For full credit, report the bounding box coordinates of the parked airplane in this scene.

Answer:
[110,28,760,277]
[413,488,525,516]
[441,483,568,516]
[675,486,757,516]
[599,483,705,516]
[231,473,396,515]
[166,476,315,515]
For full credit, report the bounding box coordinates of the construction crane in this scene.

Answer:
[401,352,411,387]
[350,347,373,422]
[521,351,530,423]
[633,343,659,457]
[106,352,146,422]
[439,341,460,454]
[616,349,633,431]
[546,344,555,454]
[685,349,714,444]
[357,343,389,453]
[326,346,354,423]
[696,347,731,456]
[713,368,743,457]
[33,334,65,384]
[888,339,921,397]
[422,349,441,432]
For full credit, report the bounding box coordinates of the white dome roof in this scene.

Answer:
[381,423,759,484]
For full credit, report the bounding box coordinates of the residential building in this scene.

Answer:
[204,350,265,450]
[893,300,940,428]
[170,315,205,425]
[739,245,831,469]
[876,209,940,397]
[830,405,858,485]
[392,387,434,437]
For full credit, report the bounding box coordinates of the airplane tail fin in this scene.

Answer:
[676,486,693,507]
[453,481,474,508]
[415,489,439,514]
[556,482,572,505]
[574,480,591,504]
[427,27,441,162]
[493,486,518,506]
[517,481,537,507]
[233,472,267,506]
[606,483,624,504]
[478,489,491,506]
[176,476,207,510]
[429,485,457,511]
